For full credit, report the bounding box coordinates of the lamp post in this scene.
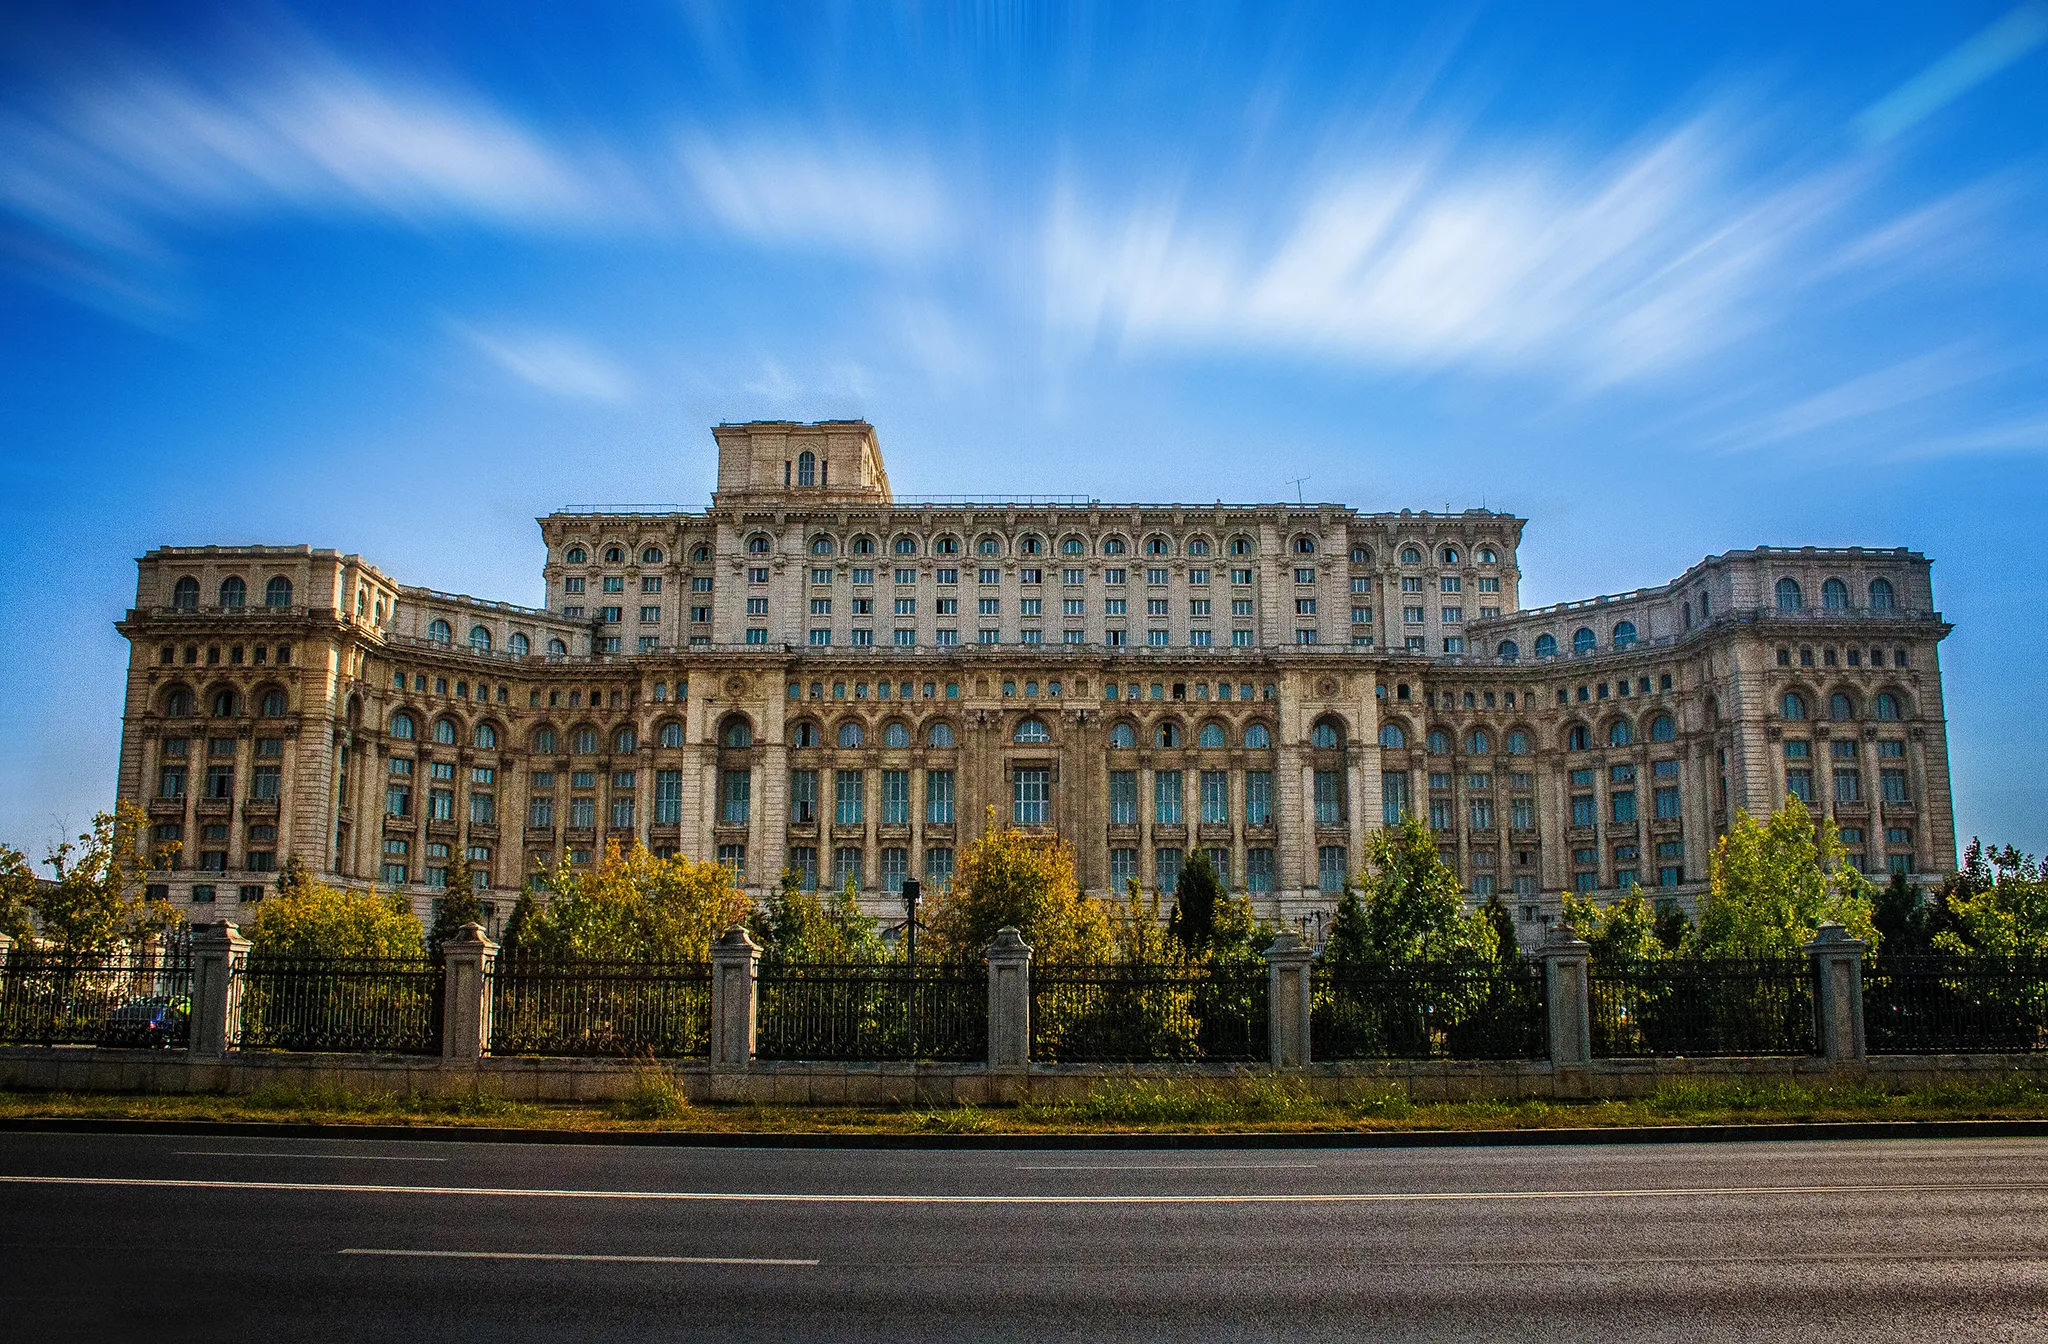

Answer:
[902,877,921,963]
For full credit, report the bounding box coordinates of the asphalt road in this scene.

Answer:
[3,1130,2047,1342]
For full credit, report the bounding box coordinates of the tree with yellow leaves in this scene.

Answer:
[922,810,1112,964]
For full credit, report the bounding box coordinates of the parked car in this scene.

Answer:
[99,995,190,1049]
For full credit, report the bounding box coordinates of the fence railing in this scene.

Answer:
[756,962,988,1062]
[1865,956,2048,1055]
[0,949,194,1048]
[1590,958,1817,1058]
[233,955,443,1055]
[1031,962,1269,1062]
[1312,962,1547,1060]
[488,959,712,1058]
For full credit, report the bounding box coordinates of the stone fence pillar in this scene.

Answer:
[1539,927,1593,1068]
[1805,922,1868,1064]
[441,923,499,1061]
[1265,931,1314,1067]
[986,927,1032,1068]
[0,931,13,966]
[710,926,761,1069]
[188,921,251,1059]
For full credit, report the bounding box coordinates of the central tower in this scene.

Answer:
[711,420,892,509]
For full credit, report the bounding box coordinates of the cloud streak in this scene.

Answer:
[453,323,634,402]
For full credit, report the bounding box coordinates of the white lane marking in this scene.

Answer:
[340,1249,816,1266]
[1019,1164,1320,1171]
[176,1152,448,1162]
[7,1175,2048,1204]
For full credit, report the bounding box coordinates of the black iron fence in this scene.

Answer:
[1865,956,2048,1054]
[0,947,195,1048]
[489,959,712,1058]
[1031,961,1269,1062]
[1312,961,1547,1060]
[756,961,987,1062]
[233,955,443,1054]
[1590,957,1816,1058]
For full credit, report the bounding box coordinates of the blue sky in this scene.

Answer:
[2,1,2045,860]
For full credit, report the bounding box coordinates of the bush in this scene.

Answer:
[248,862,424,959]
[923,812,1111,963]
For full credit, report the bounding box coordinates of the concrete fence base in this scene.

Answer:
[5,1046,2044,1110]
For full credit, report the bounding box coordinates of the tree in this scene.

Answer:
[248,869,424,959]
[1562,886,1673,967]
[757,867,889,965]
[1873,870,1934,958]
[427,853,484,954]
[1166,850,1221,955]
[1935,844,2048,960]
[1694,797,1878,957]
[25,802,183,953]
[0,845,37,945]
[516,841,752,961]
[1481,892,1519,964]
[1321,815,1497,966]
[923,810,1112,963]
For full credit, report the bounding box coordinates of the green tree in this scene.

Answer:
[758,867,889,965]
[427,853,484,954]
[1166,850,1221,955]
[1321,815,1497,966]
[923,811,1112,963]
[0,845,37,945]
[1873,870,1934,958]
[1936,844,2048,960]
[1694,798,1878,956]
[248,871,424,959]
[25,802,183,953]
[1562,886,1673,967]
[1481,892,1519,963]
[517,840,752,961]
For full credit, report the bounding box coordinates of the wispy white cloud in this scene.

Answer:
[1703,346,2004,453]
[452,323,634,402]
[1854,3,2048,146]
[680,133,950,257]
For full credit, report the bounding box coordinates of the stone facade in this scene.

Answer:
[113,420,1957,943]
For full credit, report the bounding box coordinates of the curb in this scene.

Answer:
[5,1116,2048,1149]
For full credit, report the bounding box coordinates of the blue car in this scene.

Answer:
[100,995,190,1049]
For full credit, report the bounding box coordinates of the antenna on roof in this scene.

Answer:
[1287,474,1311,505]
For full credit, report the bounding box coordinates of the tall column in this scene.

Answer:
[1265,930,1314,1067]
[986,926,1033,1068]
[188,921,251,1059]
[1539,925,1592,1068]
[710,926,761,1068]
[1805,923,1868,1064]
[441,922,499,1061]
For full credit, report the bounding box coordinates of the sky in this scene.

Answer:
[1,1,2045,861]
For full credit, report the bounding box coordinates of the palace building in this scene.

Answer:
[114,420,1958,942]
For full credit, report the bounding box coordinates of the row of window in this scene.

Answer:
[159,685,290,719]
[561,545,664,565]
[154,736,286,803]
[168,576,294,611]
[1782,690,1908,722]
[158,642,292,669]
[1776,577,1898,612]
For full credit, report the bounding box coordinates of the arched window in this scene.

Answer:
[1378,724,1406,748]
[1506,730,1532,755]
[1466,730,1490,755]
[1498,640,1520,662]
[1425,729,1450,755]
[1829,693,1855,722]
[1311,719,1343,749]
[660,722,685,748]
[614,727,637,753]
[474,722,498,749]
[747,535,771,555]
[1188,538,1210,557]
[893,535,918,556]
[1020,535,1044,555]
[1349,545,1370,564]
[1875,693,1902,721]
[935,535,960,555]
[884,722,911,748]
[432,718,458,745]
[1776,578,1803,611]
[1782,692,1808,721]
[1400,546,1422,564]
[1228,536,1252,556]
[1608,720,1634,747]
[1869,578,1895,610]
[1822,578,1849,610]
[171,577,199,611]
[1244,723,1272,749]
[1649,713,1676,742]
[259,689,287,718]
[721,718,753,749]
[1015,718,1050,744]
[1478,547,1497,563]
[210,688,239,718]
[1103,537,1127,555]
[428,620,452,645]
[838,722,865,749]
[1145,536,1170,556]
[1572,628,1595,654]
[641,547,663,564]
[1147,721,1180,748]
[1567,726,1590,751]
[928,723,956,748]
[1613,621,1637,650]
[810,535,835,556]
[547,638,567,656]
[1293,536,1316,555]
[1198,723,1226,748]
[1110,722,1136,749]
[791,721,819,748]
[469,625,492,651]
[1535,634,1557,659]
[1440,546,1460,565]
[571,726,599,754]
[1062,537,1084,556]
[565,546,588,563]
[850,536,874,556]
[264,577,293,608]
[509,633,530,656]
[390,712,416,740]
[163,686,195,717]
[604,546,625,564]
[219,577,246,608]
[796,450,816,486]
[531,727,555,754]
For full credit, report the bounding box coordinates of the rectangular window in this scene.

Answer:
[1653,786,1681,819]
[527,795,553,828]
[924,846,954,887]
[719,769,751,825]
[1013,768,1050,825]
[788,769,819,824]
[204,764,234,799]
[1244,770,1272,826]
[1110,847,1138,891]
[1313,769,1344,826]
[1470,799,1494,830]
[1834,769,1862,803]
[926,770,955,825]
[1611,791,1636,824]
[1429,799,1453,831]
[1381,771,1411,825]
[1246,847,1274,893]
[826,846,860,889]
[881,769,910,825]
[472,792,498,825]
[788,845,818,891]
[570,796,596,829]
[1787,770,1814,803]
[880,846,909,893]
[158,765,187,799]
[647,769,680,825]
[1571,794,1596,827]
[1153,770,1183,825]
[605,795,631,828]
[834,770,864,825]
[1511,798,1534,830]
[717,844,746,880]
[1318,846,1348,894]
[1109,771,1138,826]
[1155,848,1182,894]
[1200,771,1229,825]
[428,788,454,821]
[1881,770,1909,803]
